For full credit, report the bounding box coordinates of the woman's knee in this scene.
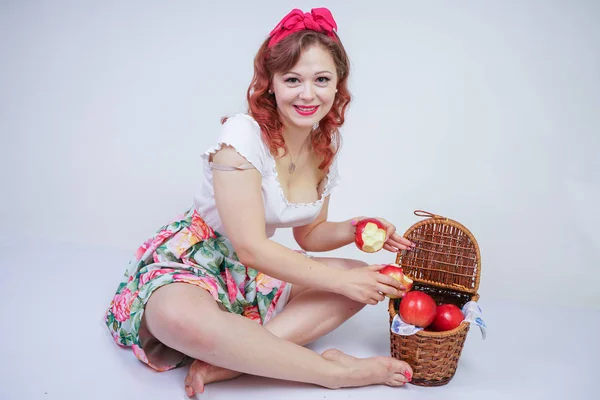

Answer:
[144,283,222,352]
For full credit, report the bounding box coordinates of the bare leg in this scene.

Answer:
[183,258,412,395]
[144,282,410,395]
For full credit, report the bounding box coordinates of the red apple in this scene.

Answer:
[399,291,437,327]
[379,264,413,298]
[354,218,387,253]
[429,304,465,332]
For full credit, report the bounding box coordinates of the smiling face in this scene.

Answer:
[271,45,339,132]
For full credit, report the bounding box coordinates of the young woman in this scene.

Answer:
[105,7,415,397]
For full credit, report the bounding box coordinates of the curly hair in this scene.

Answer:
[224,30,351,171]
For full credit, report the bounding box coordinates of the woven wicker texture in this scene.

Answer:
[388,210,481,387]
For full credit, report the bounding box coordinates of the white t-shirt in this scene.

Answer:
[193,113,341,239]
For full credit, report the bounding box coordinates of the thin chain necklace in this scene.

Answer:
[288,139,309,174]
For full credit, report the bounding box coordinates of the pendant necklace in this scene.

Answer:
[288,154,297,174]
[288,142,306,174]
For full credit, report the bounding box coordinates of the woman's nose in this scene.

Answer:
[299,83,315,100]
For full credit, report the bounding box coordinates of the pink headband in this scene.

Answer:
[268,8,338,48]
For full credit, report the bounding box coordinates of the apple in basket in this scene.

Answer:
[429,304,465,332]
[379,264,413,298]
[399,291,437,328]
[354,218,387,253]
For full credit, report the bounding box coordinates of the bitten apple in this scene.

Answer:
[379,264,413,298]
[429,304,465,332]
[398,291,437,327]
[354,218,387,253]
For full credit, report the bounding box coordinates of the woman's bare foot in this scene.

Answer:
[183,350,413,395]
[321,349,413,388]
[184,359,243,397]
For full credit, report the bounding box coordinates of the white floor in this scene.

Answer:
[1,238,597,400]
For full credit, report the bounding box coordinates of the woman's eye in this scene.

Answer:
[285,77,300,84]
[316,77,330,84]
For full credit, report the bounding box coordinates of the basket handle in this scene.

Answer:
[414,210,447,220]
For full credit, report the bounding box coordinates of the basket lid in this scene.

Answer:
[395,210,481,295]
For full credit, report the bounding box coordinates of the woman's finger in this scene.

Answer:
[377,282,402,297]
[367,264,386,271]
[376,272,405,291]
[383,243,395,252]
[383,240,411,253]
[386,225,396,239]
[377,218,396,240]
[398,235,416,248]
[384,239,412,252]
[389,232,415,247]
[372,291,386,303]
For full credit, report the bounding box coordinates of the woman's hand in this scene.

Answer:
[352,217,416,253]
[335,264,407,305]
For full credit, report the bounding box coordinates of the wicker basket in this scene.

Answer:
[388,210,481,387]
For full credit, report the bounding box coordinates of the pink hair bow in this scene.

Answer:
[268,8,338,48]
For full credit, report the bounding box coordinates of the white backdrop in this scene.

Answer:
[1,0,598,309]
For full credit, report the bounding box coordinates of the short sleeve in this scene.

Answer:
[202,114,267,173]
[321,151,341,198]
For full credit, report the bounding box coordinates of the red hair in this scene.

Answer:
[224,30,351,171]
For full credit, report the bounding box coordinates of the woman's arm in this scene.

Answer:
[292,196,365,252]
[212,145,340,292]
[293,199,416,253]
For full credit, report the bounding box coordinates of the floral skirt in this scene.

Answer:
[104,207,290,371]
